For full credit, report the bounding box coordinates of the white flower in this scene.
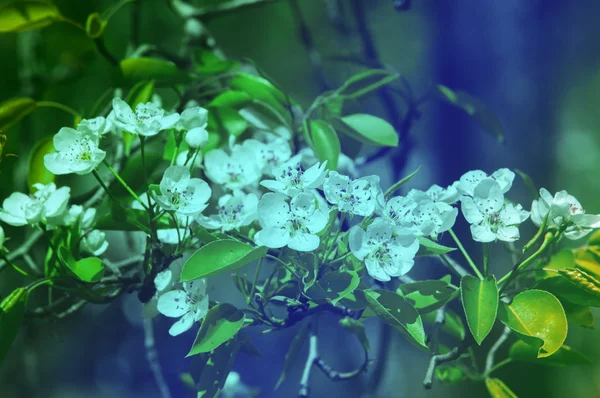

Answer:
[349,218,419,281]
[80,230,109,256]
[204,146,262,191]
[110,98,179,137]
[175,150,203,168]
[300,147,359,178]
[254,192,328,251]
[185,128,208,149]
[531,188,600,240]
[77,116,112,137]
[460,179,529,242]
[455,168,515,196]
[178,106,209,149]
[157,279,209,336]
[380,196,418,232]
[323,171,384,217]
[142,257,184,319]
[406,188,458,237]
[0,183,70,226]
[154,166,211,216]
[422,184,459,204]
[44,127,106,175]
[196,192,258,232]
[243,132,292,174]
[261,155,328,196]
[222,372,252,398]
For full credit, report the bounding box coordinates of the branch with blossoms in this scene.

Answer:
[2,2,600,398]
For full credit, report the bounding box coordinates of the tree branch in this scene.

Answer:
[423,336,472,389]
[298,326,319,397]
[484,327,511,375]
[144,318,172,398]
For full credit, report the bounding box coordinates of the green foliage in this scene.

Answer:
[339,317,370,351]
[0,288,27,367]
[364,289,427,347]
[333,114,399,147]
[497,290,567,358]
[422,308,465,340]
[485,378,518,398]
[436,84,504,143]
[309,120,340,170]
[461,275,498,345]
[85,13,107,39]
[28,136,56,192]
[435,365,467,385]
[194,338,241,398]
[181,240,268,281]
[0,0,61,33]
[120,58,192,84]
[208,106,248,137]
[305,270,360,305]
[58,246,105,283]
[187,303,245,356]
[508,340,590,367]
[398,276,459,314]
[416,237,456,256]
[0,97,36,131]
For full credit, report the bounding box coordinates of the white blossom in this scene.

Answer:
[179,106,209,148]
[142,257,184,319]
[110,98,179,137]
[299,147,359,178]
[0,183,70,227]
[196,192,258,232]
[455,168,515,197]
[154,166,211,216]
[349,218,419,281]
[406,188,458,238]
[261,155,328,196]
[77,116,112,137]
[243,132,292,174]
[157,279,209,336]
[175,150,203,168]
[204,146,262,191]
[80,230,109,256]
[44,127,106,175]
[531,188,600,240]
[460,179,529,242]
[254,192,328,251]
[323,171,384,217]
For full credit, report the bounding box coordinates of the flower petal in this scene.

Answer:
[157,290,190,318]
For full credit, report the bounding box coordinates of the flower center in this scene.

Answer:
[280,163,304,187]
[68,137,96,163]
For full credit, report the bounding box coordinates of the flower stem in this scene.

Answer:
[0,252,30,277]
[92,169,121,205]
[248,257,264,305]
[36,101,81,119]
[448,229,483,279]
[266,254,301,279]
[498,232,555,289]
[102,160,149,210]
[483,243,491,276]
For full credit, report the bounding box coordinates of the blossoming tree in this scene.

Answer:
[1,1,600,398]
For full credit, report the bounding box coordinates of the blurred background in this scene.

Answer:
[1,0,600,397]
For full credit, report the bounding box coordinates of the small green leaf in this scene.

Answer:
[195,338,240,398]
[364,289,427,347]
[187,303,245,356]
[85,12,106,39]
[333,114,399,147]
[208,106,247,137]
[229,72,289,121]
[0,0,61,33]
[461,275,499,345]
[436,84,504,143]
[562,302,594,329]
[275,323,309,390]
[508,340,590,366]
[208,91,252,108]
[309,120,340,171]
[194,49,240,75]
[339,317,370,351]
[485,378,518,398]
[339,69,399,100]
[181,240,267,281]
[435,365,466,385]
[0,97,36,131]
[422,308,465,340]
[28,136,55,192]
[416,237,456,256]
[398,277,459,314]
[58,246,105,283]
[305,270,359,305]
[0,288,27,368]
[497,290,567,358]
[126,80,155,109]
[120,57,191,84]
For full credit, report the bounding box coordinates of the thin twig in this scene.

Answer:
[428,305,447,355]
[144,319,172,398]
[423,336,473,389]
[439,254,469,278]
[298,325,319,397]
[484,327,511,375]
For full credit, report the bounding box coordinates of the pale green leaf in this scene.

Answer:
[461,275,498,345]
[187,303,245,356]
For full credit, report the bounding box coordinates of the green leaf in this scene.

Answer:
[398,277,459,314]
[275,322,309,390]
[208,106,248,137]
[126,80,155,109]
[0,288,27,368]
[435,365,466,385]
[535,275,600,307]
[497,290,567,358]
[461,275,499,345]
[181,240,268,281]
[416,237,456,256]
[305,270,360,305]
[229,72,289,121]
[208,91,252,108]
[339,69,399,100]
[562,302,594,329]
[0,97,36,131]
[0,1,61,33]
[485,378,518,398]
[436,84,504,143]
[333,114,399,147]
[339,289,369,311]
[27,136,55,192]
[309,120,340,171]
[85,12,106,39]
[508,340,590,367]
[120,57,191,84]
[195,338,240,398]
[422,308,465,340]
[339,317,370,351]
[364,289,427,347]
[58,246,105,283]
[194,49,240,75]
[187,303,245,356]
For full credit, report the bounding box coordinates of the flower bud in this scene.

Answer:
[185,127,209,149]
[80,230,108,256]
